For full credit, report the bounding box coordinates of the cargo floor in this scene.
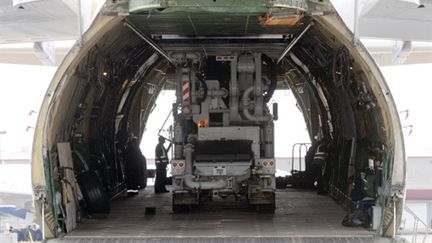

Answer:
[56,187,380,241]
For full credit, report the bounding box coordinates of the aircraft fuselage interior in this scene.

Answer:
[31,0,405,239]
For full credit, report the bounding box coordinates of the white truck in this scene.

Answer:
[169,53,277,212]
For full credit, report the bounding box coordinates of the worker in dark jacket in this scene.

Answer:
[155,136,169,193]
[312,140,330,195]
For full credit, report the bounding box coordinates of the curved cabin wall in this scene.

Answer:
[32,0,405,239]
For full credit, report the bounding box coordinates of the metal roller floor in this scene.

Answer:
[50,187,388,243]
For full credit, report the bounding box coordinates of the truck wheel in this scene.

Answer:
[76,170,110,214]
[275,176,287,189]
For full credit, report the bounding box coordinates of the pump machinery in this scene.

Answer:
[169,52,278,213]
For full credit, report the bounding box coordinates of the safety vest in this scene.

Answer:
[313,144,327,166]
[156,143,168,164]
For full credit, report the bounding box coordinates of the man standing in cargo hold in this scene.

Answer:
[155,136,169,193]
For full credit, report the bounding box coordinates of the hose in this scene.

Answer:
[196,72,208,103]
[183,143,227,190]
[262,53,277,103]
[242,87,272,122]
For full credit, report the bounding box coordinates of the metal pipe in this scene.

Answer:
[241,87,272,122]
[184,175,227,190]
[254,53,263,116]
[191,69,197,105]
[184,143,193,174]
[289,52,311,74]
[263,121,274,158]
[209,109,230,113]
[173,63,185,159]
[170,52,200,62]
[230,56,239,121]
[207,88,228,98]
[277,23,313,64]
[175,64,182,105]
[174,121,183,159]
[181,68,191,115]
[183,143,227,189]
[124,21,173,64]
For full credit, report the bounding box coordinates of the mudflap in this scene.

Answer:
[172,190,199,213]
[249,190,276,213]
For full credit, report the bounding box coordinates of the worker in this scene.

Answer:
[155,136,169,193]
[124,135,141,195]
[311,140,329,195]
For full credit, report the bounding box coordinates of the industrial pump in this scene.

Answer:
[170,52,278,213]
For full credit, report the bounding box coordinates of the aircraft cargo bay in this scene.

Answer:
[50,187,385,243]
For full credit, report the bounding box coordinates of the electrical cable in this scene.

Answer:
[261,53,277,103]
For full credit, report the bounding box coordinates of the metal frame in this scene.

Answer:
[277,22,313,64]
[124,21,173,64]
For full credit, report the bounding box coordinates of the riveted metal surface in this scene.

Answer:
[50,237,388,243]
[49,188,384,242]
[126,13,306,37]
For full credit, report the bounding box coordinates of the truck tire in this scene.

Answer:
[275,176,287,189]
[76,170,110,214]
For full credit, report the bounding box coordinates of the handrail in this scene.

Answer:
[400,204,431,243]
[157,108,173,141]
[291,143,311,172]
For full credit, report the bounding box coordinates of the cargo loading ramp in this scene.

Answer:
[49,188,389,243]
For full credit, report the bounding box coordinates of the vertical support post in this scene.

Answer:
[230,55,239,122]
[182,69,191,115]
[254,53,263,116]
[263,121,274,158]
[347,137,357,193]
[393,197,397,239]
[77,0,84,47]
[0,131,6,164]
[34,186,47,242]
[41,198,45,241]
[174,64,185,159]
[190,69,197,105]
[184,144,193,174]
[176,64,182,105]
[292,144,295,172]
[174,121,183,159]
[353,0,360,45]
